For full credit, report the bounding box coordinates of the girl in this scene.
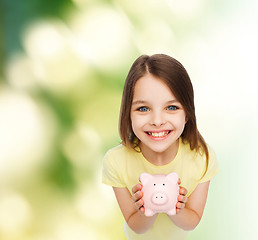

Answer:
[102,54,218,240]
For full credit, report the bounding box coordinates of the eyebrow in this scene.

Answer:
[132,100,179,105]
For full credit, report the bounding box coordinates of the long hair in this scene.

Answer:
[119,54,209,172]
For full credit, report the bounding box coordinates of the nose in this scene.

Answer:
[150,111,166,127]
[151,192,168,205]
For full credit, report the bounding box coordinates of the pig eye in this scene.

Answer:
[154,184,156,186]
[163,184,165,186]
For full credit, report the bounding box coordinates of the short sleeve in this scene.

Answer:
[102,149,126,188]
[198,146,219,183]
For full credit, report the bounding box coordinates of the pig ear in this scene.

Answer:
[166,172,179,183]
[140,173,152,185]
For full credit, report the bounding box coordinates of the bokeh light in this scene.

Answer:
[0,191,32,238]
[0,89,55,183]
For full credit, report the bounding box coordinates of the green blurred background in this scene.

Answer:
[1,0,257,239]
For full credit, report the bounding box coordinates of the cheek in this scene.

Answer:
[131,116,140,132]
[130,114,138,133]
[173,115,187,129]
[131,114,147,133]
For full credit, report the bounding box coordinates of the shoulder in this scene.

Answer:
[179,139,199,161]
[198,144,219,183]
[103,144,137,167]
[104,144,131,160]
[179,140,218,178]
[102,145,130,187]
[207,145,217,162]
[180,139,216,163]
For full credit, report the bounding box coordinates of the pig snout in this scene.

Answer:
[151,191,168,205]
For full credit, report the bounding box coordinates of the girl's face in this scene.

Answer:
[130,74,187,156]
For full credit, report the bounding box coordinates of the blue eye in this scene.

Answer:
[167,105,178,111]
[138,106,149,112]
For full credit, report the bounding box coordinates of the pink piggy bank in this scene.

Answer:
[140,172,179,217]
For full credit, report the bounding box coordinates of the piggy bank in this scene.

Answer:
[140,172,179,217]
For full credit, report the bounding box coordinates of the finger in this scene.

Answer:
[179,187,188,196]
[135,199,144,210]
[176,208,182,214]
[178,195,188,203]
[177,178,181,185]
[176,202,185,209]
[131,190,143,203]
[140,206,145,214]
[132,184,142,194]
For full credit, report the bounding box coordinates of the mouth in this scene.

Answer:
[145,130,171,138]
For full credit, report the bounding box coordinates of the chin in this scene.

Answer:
[144,144,171,154]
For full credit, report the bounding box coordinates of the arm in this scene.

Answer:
[113,185,158,234]
[168,181,210,231]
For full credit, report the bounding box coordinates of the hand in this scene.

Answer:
[176,178,188,214]
[131,184,145,214]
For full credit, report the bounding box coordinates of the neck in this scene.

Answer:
[140,140,179,166]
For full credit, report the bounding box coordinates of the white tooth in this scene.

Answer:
[151,131,168,137]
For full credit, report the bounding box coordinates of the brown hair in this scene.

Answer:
[119,54,209,173]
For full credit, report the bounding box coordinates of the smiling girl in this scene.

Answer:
[102,54,218,240]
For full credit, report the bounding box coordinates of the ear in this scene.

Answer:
[166,172,179,183]
[140,173,152,185]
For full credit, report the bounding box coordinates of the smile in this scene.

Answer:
[146,130,171,138]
